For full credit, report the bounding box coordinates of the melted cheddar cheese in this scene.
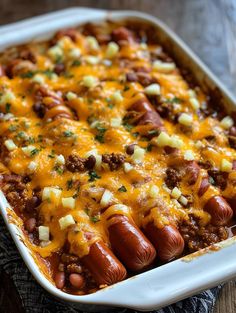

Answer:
[0,21,235,294]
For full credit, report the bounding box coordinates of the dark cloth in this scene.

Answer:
[0,216,222,313]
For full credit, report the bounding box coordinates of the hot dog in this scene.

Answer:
[167,159,200,186]
[44,105,73,120]
[204,196,233,226]
[0,65,5,77]
[184,161,200,186]
[128,97,165,136]
[107,214,156,271]
[112,27,136,44]
[198,177,210,197]
[33,85,73,120]
[82,240,127,286]
[143,223,184,262]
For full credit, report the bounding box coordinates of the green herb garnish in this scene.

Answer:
[20,71,34,78]
[5,103,11,113]
[88,171,101,182]
[63,130,74,137]
[90,215,100,223]
[30,148,40,156]
[71,60,81,67]
[8,124,18,132]
[48,150,55,158]
[95,125,107,143]
[118,186,127,192]
[66,179,73,190]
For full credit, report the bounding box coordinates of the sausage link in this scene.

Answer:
[81,241,126,286]
[166,160,200,186]
[128,97,165,133]
[184,161,200,185]
[198,177,210,197]
[112,27,135,44]
[6,59,36,77]
[0,65,5,77]
[108,215,156,271]
[204,196,233,226]
[144,223,184,262]
[53,28,79,43]
[44,105,73,120]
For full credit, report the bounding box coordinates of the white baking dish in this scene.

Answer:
[1,7,236,312]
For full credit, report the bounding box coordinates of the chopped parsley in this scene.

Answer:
[146,143,153,152]
[20,71,34,78]
[123,85,130,92]
[71,60,81,67]
[37,134,43,142]
[95,125,107,143]
[132,132,139,138]
[41,69,55,79]
[48,150,55,158]
[54,165,64,175]
[90,215,100,223]
[108,103,114,109]
[165,97,182,104]
[118,186,127,192]
[30,148,40,156]
[63,72,74,79]
[88,171,101,182]
[8,124,18,132]
[5,103,11,113]
[123,122,133,132]
[28,137,35,144]
[66,179,73,190]
[63,130,74,137]
[148,129,159,136]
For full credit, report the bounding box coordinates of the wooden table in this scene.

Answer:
[0,1,236,312]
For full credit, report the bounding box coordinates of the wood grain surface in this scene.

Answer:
[0,1,235,313]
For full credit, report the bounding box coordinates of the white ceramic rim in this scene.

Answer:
[0,7,236,311]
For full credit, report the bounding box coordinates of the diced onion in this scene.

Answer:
[38,226,50,241]
[61,197,76,210]
[220,116,234,130]
[100,189,113,207]
[221,159,232,172]
[59,214,75,230]
[4,139,17,151]
[144,83,161,96]
[106,42,119,58]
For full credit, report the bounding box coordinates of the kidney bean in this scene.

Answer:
[25,218,36,233]
[126,144,136,155]
[25,196,41,212]
[69,273,85,289]
[55,271,65,289]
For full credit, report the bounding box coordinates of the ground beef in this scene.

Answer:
[0,174,28,211]
[19,49,37,63]
[179,216,228,252]
[102,153,125,171]
[66,154,96,172]
[66,155,86,172]
[208,169,228,190]
[126,71,155,87]
[61,253,80,264]
[66,263,83,274]
[165,168,180,189]
[24,196,41,213]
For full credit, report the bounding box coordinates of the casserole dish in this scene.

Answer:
[1,7,236,311]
